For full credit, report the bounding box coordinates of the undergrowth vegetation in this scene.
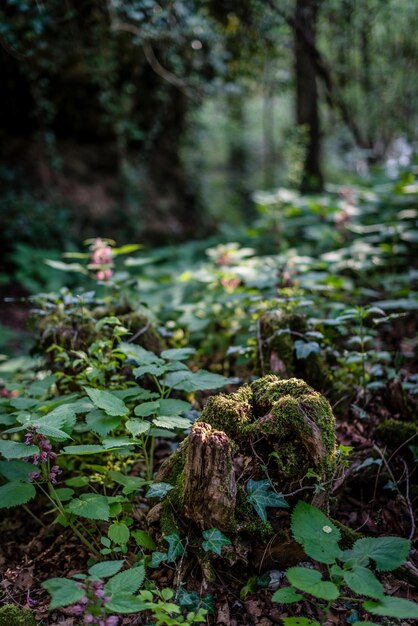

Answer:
[0,171,417,625]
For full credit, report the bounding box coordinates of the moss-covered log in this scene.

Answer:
[148,375,337,571]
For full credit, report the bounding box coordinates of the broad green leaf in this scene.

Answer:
[272,587,303,604]
[146,482,175,499]
[109,471,145,495]
[54,488,74,502]
[108,522,130,545]
[45,259,87,274]
[61,445,106,455]
[291,501,342,564]
[149,551,168,568]
[160,348,195,361]
[287,567,339,601]
[202,528,231,555]
[341,537,411,571]
[152,415,191,430]
[294,340,320,360]
[88,560,125,578]
[158,399,191,415]
[106,593,148,613]
[84,387,128,417]
[86,409,122,436]
[119,343,162,365]
[133,364,167,377]
[131,530,156,551]
[126,418,150,437]
[105,564,145,596]
[0,481,36,508]
[67,493,109,520]
[0,459,38,481]
[247,479,288,522]
[165,369,231,392]
[363,596,418,618]
[42,578,85,610]
[34,424,71,441]
[165,533,185,561]
[343,566,384,599]
[134,401,160,417]
[0,440,38,459]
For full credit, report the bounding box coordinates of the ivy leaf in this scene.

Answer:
[165,533,185,561]
[146,482,175,499]
[149,551,168,568]
[88,560,125,578]
[341,537,411,571]
[363,596,418,618]
[42,578,85,610]
[272,587,304,604]
[202,528,231,556]
[291,501,342,564]
[105,564,145,597]
[343,566,384,599]
[67,493,110,520]
[0,481,36,508]
[108,523,130,545]
[286,567,339,601]
[246,479,288,521]
[84,387,128,417]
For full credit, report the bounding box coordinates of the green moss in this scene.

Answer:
[333,520,362,548]
[376,418,418,449]
[251,376,312,413]
[199,384,252,438]
[0,604,37,626]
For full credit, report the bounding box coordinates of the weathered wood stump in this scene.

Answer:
[148,375,336,571]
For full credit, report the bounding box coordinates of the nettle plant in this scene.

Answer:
[273,502,418,625]
[0,341,230,555]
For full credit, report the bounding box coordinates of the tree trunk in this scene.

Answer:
[294,0,323,192]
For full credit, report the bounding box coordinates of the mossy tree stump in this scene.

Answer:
[149,375,337,571]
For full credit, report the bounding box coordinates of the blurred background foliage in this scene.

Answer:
[0,0,417,281]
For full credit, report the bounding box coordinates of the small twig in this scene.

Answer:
[388,431,418,465]
[128,321,151,343]
[401,458,416,541]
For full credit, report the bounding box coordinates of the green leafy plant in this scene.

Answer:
[272,502,418,624]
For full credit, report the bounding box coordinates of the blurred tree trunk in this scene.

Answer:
[294,0,323,192]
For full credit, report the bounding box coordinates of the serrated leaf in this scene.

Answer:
[202,528,231,555]
[363,596,418,618]
[42,578,85,610]
[119,343,162,365]
[165,369,231,392]
[88,560,125,578]
[108,523,130,545]
[0,481,36,508]
[0,459,38,481]
[272,587,304,604]
[133,364,167,377]
[134,401,160,417]
[146,482,175,499]
[84,387,128,417]
[55,488,74,502]
[247,479,288,521]
[105,564,145,596]
[291,501,342,564]
[61,444,106,455]
[67,493,109,520]
[35,424,72,440]
[106,593,148,613]
[165,533,185,561]
[86,409,122,436]
[0,440,38,459]
[343,566,384,599]
[287,567,339,601]
[131,530,156,550]
[160,348,195,361]
[126,418,150,437]
[158,399,191,415]
[341,537,410,571]
[152,415,191,430]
